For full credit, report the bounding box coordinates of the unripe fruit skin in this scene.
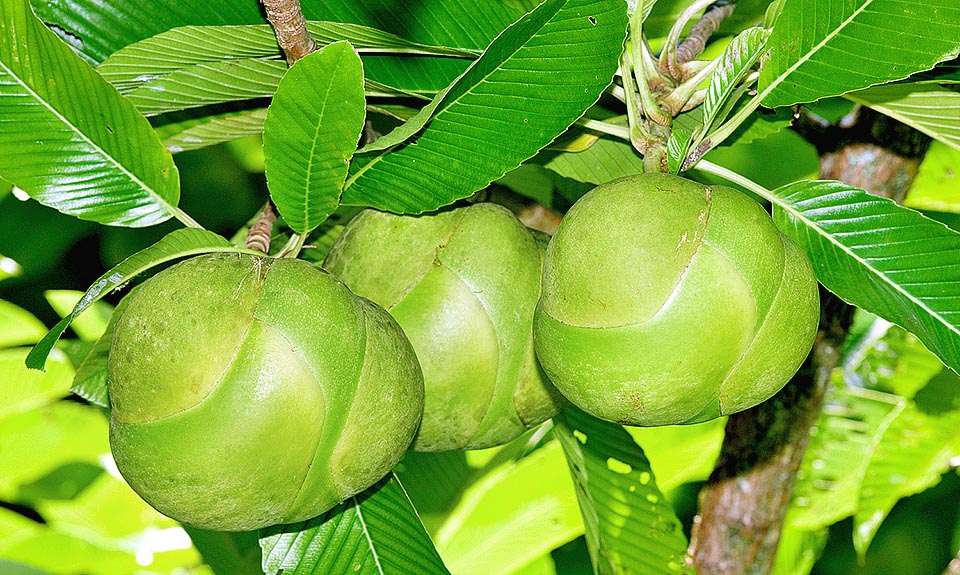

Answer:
[108,254,423,531]
[534,173,819,426]
[324,203,565,451]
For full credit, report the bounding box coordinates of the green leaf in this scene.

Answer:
[43,291,113,342]
[538,136,646,186]
[905,142,960,213]
[115,58,288,117]
[0,348,74,422]
[627,418,726,493]
[185,528,263,575]
[846,84,960,152]
[841,318,944,399]
[70,288,139,408]
[772,181,960,375]
[0,301,46,349]
[789,384,904,530]
[97,21,477,92]
[554,407,693,575]
[341,0,628,213]
[0,402,108,500]
[433,441,582,575]
[260,474,451,575]
[759,0,960,108]
[156,108,267,153]
[0,0,183,227]
[25,228,250,371]
[29,0,265,65]
[853,369,960,555]
[772,525,828,575]
[264,42,366,235]
[666,129,692,174]
[699,27,768,138]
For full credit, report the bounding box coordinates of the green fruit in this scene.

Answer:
[324,203,565,451]
[108,254,423,531]
[534,173,819,426]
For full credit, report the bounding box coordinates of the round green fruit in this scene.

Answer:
[534,173,820,426]
[324,203,565,451]
[108,254,423,531]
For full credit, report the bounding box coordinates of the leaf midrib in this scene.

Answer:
[0,58,178,222]
[759,0,874,104]
[775,185,960,340]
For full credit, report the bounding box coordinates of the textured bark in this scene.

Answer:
[245,202,277,254]
[688,108,928,575]
[261,0,316,65]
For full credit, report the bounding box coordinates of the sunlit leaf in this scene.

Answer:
[699,27,768,138]
[853,369,960,555]
[554,407,693,575]
[43,291,113,342]
[0,348,74,422]
[627,418,726,493]
[759,0,960,107]
[97,21,476,92]
[341,0,628,213]
[0,301,46,349]
[156,109,267,153]
[847,83,960,152]
[0,402,107,499]
[772,181,960,375]
[260,474,451,575]
[789,384,904,530]
[185,528,263,575]
[26,229,252,371]
[0,0,182,227]
[264,42,365,235]
[434,441,582,575]
[905,142,960,213]
[71,289,138,408]
[538,137,645,186]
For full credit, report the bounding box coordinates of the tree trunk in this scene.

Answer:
[688,106,930,575]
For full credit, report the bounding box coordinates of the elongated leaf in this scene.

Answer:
[700,27,768,136]
[264,43,365,235]
[0,0,181,227]
[98,22,477,92]
[119,58,287,116]
[538,136,646,185]
[0,348,74,421]
[184,528,263,575]
[341,0,628,213]
[789,384,904,530]
[44,291,112,342]
[846,84,960,152]
[157,108,267,153]
[853,369,960,555]
[626,418,726,493]
[70,288,139,408]
[260,474,450,575]
[554,407,693,575]
[0,301,46,349]
[433,441,582,575]
[25,228,250,371]
[759,0,960,108]
[905,142,960,213]
[772,181,960,375]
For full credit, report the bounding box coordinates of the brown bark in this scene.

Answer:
[261,0,316,65]
[245,202,277,254]
[688,109,928,575]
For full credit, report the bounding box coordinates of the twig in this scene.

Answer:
[245,202,277,254]
[261,0,316,65]
[676,2,737,67]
